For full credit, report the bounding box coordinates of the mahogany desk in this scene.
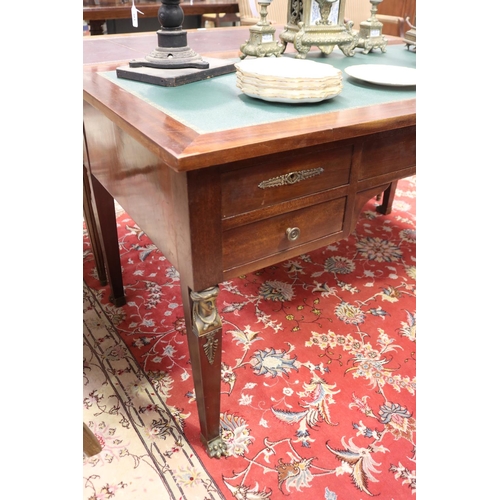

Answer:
[83,28,416,458]
[83,0,239,35]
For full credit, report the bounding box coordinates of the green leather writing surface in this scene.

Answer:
[101,46,415,134]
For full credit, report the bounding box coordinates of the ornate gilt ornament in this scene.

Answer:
[206,436,228,458]
[240,0,285,59]
[403,17,416,51]
[356,0,387,54]
[202,331,218,365]
[280,0,358,59]
[191,286,222,364]
[258,167,324,189]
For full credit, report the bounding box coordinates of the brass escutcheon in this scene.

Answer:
[258,167,324,189]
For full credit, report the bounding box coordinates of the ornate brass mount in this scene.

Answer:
[280,0,359,59]
[190,286,222,365]
[357,0,388,54]
[240,0,285,59]
[204,435,228,458]
[258,167,324,189]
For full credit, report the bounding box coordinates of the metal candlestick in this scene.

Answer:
[116,0,237,87]
[129,0,208,69]
[240,0,285,59]
[356,0,387,54]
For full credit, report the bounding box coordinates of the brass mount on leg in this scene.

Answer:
[202,435,228,459]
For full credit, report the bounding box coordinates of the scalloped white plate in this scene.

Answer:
[344,64,416,86]
[241,91,340,103]
[235,57,342,80]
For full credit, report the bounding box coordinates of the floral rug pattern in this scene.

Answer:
[83,176,416,499]
[83,285,227,500]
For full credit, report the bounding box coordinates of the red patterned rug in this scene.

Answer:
[83,176,416,499]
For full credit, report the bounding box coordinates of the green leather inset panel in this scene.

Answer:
[100,46,416,134]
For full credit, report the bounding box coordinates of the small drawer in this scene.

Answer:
[359,127,416,181]
[223,197,346,272]
[221,144,353,218]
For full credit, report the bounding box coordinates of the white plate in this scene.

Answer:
[241,91,340,103]
[344,64,416,86]
[235,57,342,80]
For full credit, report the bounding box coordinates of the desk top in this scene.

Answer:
[83,0,239,19]
[104,47,414,134]
[83,28,416,172]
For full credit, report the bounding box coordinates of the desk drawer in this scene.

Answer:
[223,197,346,272]
[359,126,416,180]
[221,144,352,218]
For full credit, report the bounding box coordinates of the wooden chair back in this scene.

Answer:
[344,0,372,29]
[266,0,289,25]
[238,0,260,25]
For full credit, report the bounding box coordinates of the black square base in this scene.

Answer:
[116,58,237,87]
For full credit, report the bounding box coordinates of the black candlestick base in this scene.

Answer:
[130,28,209,69]
[128,0,208,70]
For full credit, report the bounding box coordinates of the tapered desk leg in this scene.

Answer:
[376,181,398,215]
[181,284,227,458]
[89,174,126,307]
[83,165,107,285]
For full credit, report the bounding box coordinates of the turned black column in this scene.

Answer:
[157,0,186,48]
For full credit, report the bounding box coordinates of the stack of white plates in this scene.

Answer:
[235,57,343,104]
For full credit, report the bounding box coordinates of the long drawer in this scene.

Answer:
[221,144,353,219]
[222,197,346,272]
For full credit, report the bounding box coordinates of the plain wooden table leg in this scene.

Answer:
[90,174,126,307]
[88,19,105,35]
[181,284,226,458]
[376,181,398,215]
[83,165,107,285]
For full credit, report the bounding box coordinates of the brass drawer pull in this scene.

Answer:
[258,167,324,189]
[286,227,301,241]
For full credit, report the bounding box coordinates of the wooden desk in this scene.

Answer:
[83,0,239,35]
[83,28,416,458]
